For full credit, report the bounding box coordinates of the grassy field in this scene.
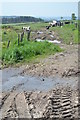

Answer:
[50,23,78,44]
[1,21,79,67]
[1,21,78,43]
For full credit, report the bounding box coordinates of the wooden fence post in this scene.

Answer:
[21,32,24,42]
[75,22,77,29]
[18,34,20,45]
[7,40,10,48]
[27,30,31,41]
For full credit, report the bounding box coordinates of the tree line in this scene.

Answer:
[2,16,44,24]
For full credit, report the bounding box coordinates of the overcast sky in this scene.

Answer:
[1,2,78,17]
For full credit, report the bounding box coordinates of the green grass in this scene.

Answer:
[1,21,79,67]
[2,22,48,31]
[2,40,62,66]
[2,22,78,44]
[50,24,78,44]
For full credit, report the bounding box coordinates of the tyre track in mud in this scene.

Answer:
[0,92,10,110]
[24,91,49,118]
[1,87,79,119]
[16,92,31,118]
[43,87,79,119]
[0,91,19,119]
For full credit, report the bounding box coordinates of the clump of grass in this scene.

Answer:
[2,41,62,66]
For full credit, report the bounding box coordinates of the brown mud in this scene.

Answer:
[1,29,80,119]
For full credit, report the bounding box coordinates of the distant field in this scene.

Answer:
[1,22,48,43]
[1,21,79,67]
[2,22,48,31]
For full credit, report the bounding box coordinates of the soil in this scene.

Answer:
[1,28,80,119]
[1,87,79,119]
[21,44,79,78]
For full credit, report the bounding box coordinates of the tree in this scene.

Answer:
[72,13,76,20]
[61,16,63,20]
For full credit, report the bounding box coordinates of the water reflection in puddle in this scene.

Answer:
[1,68,78,92]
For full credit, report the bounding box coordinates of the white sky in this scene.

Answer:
[0,0,79,17]
[0,0,79,2]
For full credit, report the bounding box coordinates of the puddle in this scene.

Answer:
[2,67,24,83]
[37,31,43,34]
[36,39,61,44]
[1,68,78,92]
[50,35,54,38]
[31,32,35,34]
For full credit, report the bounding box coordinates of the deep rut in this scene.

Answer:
[43,87,79,119]
[16,92,31,118]
[1,87,79,119]
[0,92,19,119]
[0,92,10,109]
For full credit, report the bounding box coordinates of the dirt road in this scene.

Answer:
[1,29,80,119]
[1,87,79,119]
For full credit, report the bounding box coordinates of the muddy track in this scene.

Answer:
[1,29,79,119]
[0,93,10,109]
[1,87,79,119]
[43,87,79,119]
[1,92,19,119]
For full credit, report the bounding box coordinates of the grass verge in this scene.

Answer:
[2,40,62,67]
[50,24,78,44]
